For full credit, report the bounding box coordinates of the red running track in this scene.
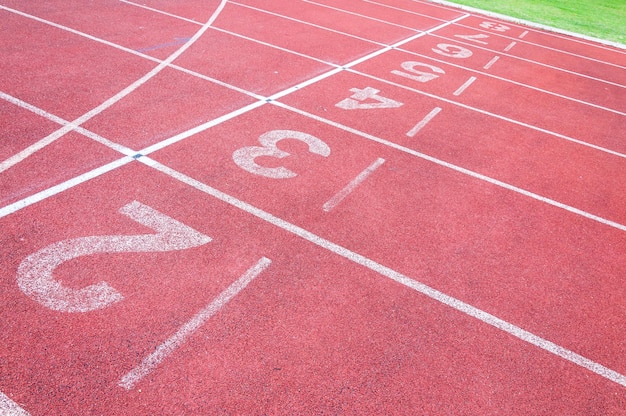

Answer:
[1,0,625,414]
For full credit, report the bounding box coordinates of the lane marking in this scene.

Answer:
[504,41,517,52]
[0,0,229,173]
[323,157,386,212]
[141,156,626,388]
[363,0,450,23]
[0,391,30,415]
[17,201,212,313]
[350,69,626,159]
[272,100,626,233]
[453,76,477,96]
[0,157,133,219]
[0,91,136,156]
[228,1,387,47]
[417,0,626,52]
[483,55,500,69]
[406,107,442,137]
[367,0,626,65]
[119,257,272,390]
[302,0,420,31]
[89,0,624,116]
[396,47,626,115]
[428,33,626,88]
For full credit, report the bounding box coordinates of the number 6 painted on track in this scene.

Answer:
[233,130,331,179]
[17,201,212,313]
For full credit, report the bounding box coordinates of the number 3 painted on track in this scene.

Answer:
[17,201,212,313]
[232,130,331,179]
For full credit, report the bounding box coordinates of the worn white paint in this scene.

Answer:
[17,201,212,312]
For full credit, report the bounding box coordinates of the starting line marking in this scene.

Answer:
[453,76,477,96]
[140,156,626,388]
[483,55,500,69]
[406,107,442,137]
[0,391,30,415]
[323,157,386,212]
[118,257,272,390]
[504,41,517,52]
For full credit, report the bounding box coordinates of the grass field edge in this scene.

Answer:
[425,0,626,51]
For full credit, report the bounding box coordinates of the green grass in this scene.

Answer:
[444,0,626,45]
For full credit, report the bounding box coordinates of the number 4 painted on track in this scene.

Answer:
[335,87,403,110]
[17,201,212,313]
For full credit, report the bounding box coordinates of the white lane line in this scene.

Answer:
[26,0,619,117]
[323,157,385,212]
[453,76,477,96]
[119,0,201,24]
[272,100,626,234]
[0,0,228,173]
[140,101,267,155]
[418,0,626,52]
[0,391,30,416]
[0,9,468,216]
[228,1,387,47]
[0,91,136,157]
[519,30,529,39]
[142,156,626,388]
[0,157,133,219]
[118,257,271,390]
[428,33,626,88]
[302,0,420,31]
[406,107,442,137]
[397,47,626,116]
[363,0,449,22]
[351,69,626,160]
[504,41,517,52]
[483,55,500,69]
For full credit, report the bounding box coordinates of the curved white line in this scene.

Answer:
[0,0,228,174]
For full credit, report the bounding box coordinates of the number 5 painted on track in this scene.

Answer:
[17,201,212,313]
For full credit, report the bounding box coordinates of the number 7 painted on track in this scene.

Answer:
[17,201,212,313]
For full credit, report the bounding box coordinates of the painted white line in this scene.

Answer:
[519,30,529,39]
[396,47,626,116]
[302,0,420,31]
[323,157,385,212]
[119,0,201,24]
[363,0,449,23]
[350,69,626,159]
[418,0,626,51]
[140,101,267,155]
[453,76,477,96]
[504,41,517,52]
[272,100,626,233]
[0,391,30,416]
[406,107,442,137]
[228,1,387,47]
[0,157,133,219]
[0,91,136,157]
[123,0,624,116]
[0,0,228,173]
[429,33,626,88]
[119,256,271,390]
[142,156,626,388]
[483,55,500,69]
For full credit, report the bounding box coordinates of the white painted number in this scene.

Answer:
[233,130,330,179]
[391,61,445,83]
[335,87,403,110]
[432,44,473,58]
[17,201,212,313]
[454,33,489,44]
[479,21,510,32]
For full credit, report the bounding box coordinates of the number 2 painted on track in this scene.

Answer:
[17,201,212,313]
[233,130,330,179]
